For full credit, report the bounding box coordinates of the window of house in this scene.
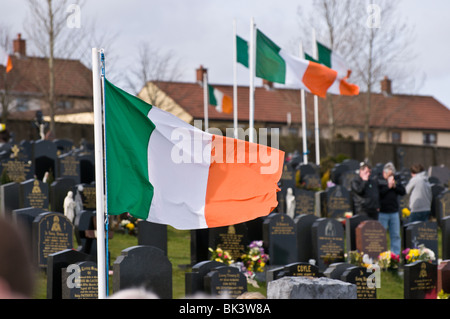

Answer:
[391,131,401,144]
[57,100,73,110]
[423,132,437,145]
[358,131,373,141]
[15,97,28,111]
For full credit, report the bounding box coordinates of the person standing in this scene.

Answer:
[378,162,405,255]
[351,162,379,219]
[405,163,432,222]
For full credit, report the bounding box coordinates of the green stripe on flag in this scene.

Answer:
[317,42,332,69]
[255,29,286,84]
[104,78,155,219]
[236,35,249,68]
[208,84,217,106]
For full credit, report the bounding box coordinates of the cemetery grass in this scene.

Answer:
[32,227,442,299]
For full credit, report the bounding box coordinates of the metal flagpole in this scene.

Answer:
[299,42,308,164]
[312,28,320,166]
[233,19,238,139]
[249,17,255,143]
[91,48,107,299]
[203,71,209,131]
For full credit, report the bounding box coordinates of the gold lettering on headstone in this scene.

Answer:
[38,215,72,267]
[60,155,78,176]
[27,180,47,208]
[270,215,295,235]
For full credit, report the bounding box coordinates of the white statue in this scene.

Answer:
[286,187,296,218]
[63,191,76,223]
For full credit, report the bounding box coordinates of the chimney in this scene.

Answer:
[13,33,26,57]
[263,79,274,90]
[381,76,392,96]
[196,65,207,84]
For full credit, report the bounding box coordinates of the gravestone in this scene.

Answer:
[57,152,80,184]
[294,213,318,262]
[53,139,73,155]
[430,184,445,220]
[263,213,297,266]
[428,165,450,187]
[0,182,20,219]
[323,262,354,280]
[404,261,437,299]
[47,248,96,299]
[437,260,450,294]
[203,266,247,298]
[12,207,46,251]
[185,260,224,296]
[137,221,167,255]
[318,185,352,219]
[246,217,264,242]
[341,266,377,299]
[190,229,209,265]
[19,178,49,210]
[208,223,248,262]
[33,139,57,180]
[274,262,319,280]
[76,183,96,212]
[280,162,296,189]
[32,212,73,269]
[355,220,387,260]
[345,214,369,252]
[62,261,98,299]
[311,218,345,272]
[50,177,76,214]
[404,221,438,263]
[442,216,450,260]
[339,170,359,192]
[436,190,450,225]
[76,152,95,184]
[294,188,315,216]
[0,143,33,183]
[73,210,96,255]
[113,245,172,299]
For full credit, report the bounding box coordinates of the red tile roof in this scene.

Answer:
[0,55,92,98]
[153,81,450,131]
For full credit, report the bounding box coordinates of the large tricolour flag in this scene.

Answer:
[104,78,284,230]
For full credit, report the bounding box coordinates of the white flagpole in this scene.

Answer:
[91,48,107,299]
[203,71,209,131]
[312,28,320,166]
[249,17,255,143]
[299,42,308,164]
[233,19,238,139]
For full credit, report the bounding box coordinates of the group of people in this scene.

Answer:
[351,162,432,255]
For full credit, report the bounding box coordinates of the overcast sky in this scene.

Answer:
[2,0,450,108]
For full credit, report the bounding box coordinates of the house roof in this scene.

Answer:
[150,81,450,131]
[0,55,92,98]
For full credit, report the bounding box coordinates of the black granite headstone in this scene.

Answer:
[57,152,80,184]
[294,188,315,216]
[32,212,73,268]
[77,152,95,184]
[319,185,352,219]
[185,260,224,296]
[47,248,96,299]
[263,213,297,266]
[0,182,20,219]
[404,221,438,263]
[323,262,354,279]
[312,218,345,272]
[113,245,172,299]
[204,266,247,298]
[19,178,49,210]
[442,216,450,260]
[436,190,450,226]
[275,262,319,279]
[75,183,96,212]
[345,214,369,253]
[33,139,57,180]
[190,229,209,265]
[73,210,96,255]
[404,261,437,299]
[280,163,296,189]
[137,221,167,255]
[12,207,46,251]
[62,261,98,299]
[294,213,318,262]
[208,223,249,262]
[341,266,377,299]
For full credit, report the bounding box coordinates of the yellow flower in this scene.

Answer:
[402,208,411,218]
[126,223,135,231]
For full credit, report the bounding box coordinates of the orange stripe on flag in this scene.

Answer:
[339,79,359,96]
[302,61,337,98]
[222,95,233,114]
[6,57,12,73]
[204,135,284,228]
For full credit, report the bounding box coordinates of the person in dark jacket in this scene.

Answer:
[378,162,405,255]
[351,162,379,219]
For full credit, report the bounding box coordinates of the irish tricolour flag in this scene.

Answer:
[208,84,232,114]
[105,79,284,230]
[0,47,12,73]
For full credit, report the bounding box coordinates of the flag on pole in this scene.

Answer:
[237,29,359,98]
[0,48,12,73]
[208,84,232,114]
[305,41,350,79]
[236,35,249,68]
[104,78,284,230]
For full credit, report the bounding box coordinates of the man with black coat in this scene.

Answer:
[351,162,379,219]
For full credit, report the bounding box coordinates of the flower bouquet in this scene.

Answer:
[208,247,234,265]
[378,251,400,270]
[402,244,435,264]
[236,241,269,287]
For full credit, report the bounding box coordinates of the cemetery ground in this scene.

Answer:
[31,225,443,299]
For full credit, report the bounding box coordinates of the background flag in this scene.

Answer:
[0,48,12,73]
[208,84,232,113]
